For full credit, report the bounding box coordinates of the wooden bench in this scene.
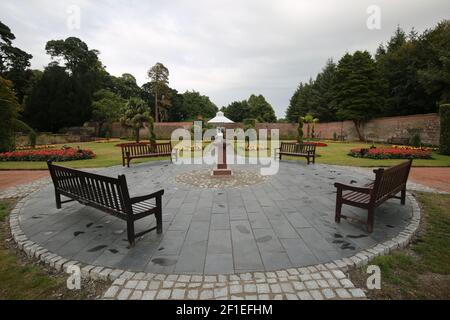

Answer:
[47,161,164,246]
[275,142,316,164]
[334,160,412,233]
[388,137,410,145]
[120,142,175,167]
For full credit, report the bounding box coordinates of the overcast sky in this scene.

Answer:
[1,0,449,117]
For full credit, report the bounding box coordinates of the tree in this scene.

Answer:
[111,73,142,100]
[45,37,101,75]
[0,21,33,103]
[286,80,314,122]
[334,51,386,141]
[0,76,35,151]
[147,62,169,122]
[182,90,218,120]
[309,59,338,122]
[120,97,152,143]
[418,20,450,104]
[166,88,184,121]
[0,76,19,151]
[301,114,319,139]
[440,104,450,155]
[25,65,93,131]
[223,100,251,122]
[247,94,277,122]
[376,27,433,116]
[91,89,126,136]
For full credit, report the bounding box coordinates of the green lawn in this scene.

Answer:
[0,140,449,170]
[350,193,450,299]
[0,200,103,299]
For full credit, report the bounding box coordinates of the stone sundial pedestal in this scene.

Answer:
[208,111,234,177]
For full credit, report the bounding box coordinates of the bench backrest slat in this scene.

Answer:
[48,162,129,215]
[280,142,316,154]
[372,160,412,203]
[121,142,172,156]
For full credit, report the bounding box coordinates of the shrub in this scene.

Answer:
[148,116,156,144]
[410,132,421,147]
[243,118,257,130]
[297,117,304,143]
[0,147,95,162]
[440,104,450,155]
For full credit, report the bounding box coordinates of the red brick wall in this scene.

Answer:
[108,113,440,145]
[311,113,440,145]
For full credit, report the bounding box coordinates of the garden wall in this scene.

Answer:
[15,132,96,146]
[311,113,440,145]
[95,113,442,145]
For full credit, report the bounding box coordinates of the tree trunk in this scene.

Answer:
[97,122,104,137]
[353,120,365,141]
[135,128,140,143]
[154,89,159,123]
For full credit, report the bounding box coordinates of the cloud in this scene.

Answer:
[1,0,449,117]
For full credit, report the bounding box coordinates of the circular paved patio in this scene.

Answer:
[18,160,413,275]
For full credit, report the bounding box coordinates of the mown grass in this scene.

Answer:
[350,193,450,299]
[0,200,64,299]
[0,200,104,299]
[0,140,449,170]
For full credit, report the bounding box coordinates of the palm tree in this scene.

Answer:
[301,114,319,140]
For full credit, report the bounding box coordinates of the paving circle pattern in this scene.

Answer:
[18,160,414,275]
[175,169,267,188]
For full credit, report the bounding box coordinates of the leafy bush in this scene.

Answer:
[243,118,257,130]
[297,117,304,143]
[0,147,95,162]
[349,147,432,159]
[440,104,450,155]
[410,132,421,147]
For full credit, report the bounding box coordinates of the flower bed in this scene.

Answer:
[304,141,328,147]
[349,147,432,159]
[391,145,439,152]
[15,145,56,151]
[0,147,96,162]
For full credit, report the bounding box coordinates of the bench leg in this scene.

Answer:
[55,192,62,209]
[335,193,342,223]
[127,220,135,247]
[156,196,163,234]
[401,188,406,205]
[127,158,131,168]
[156,211,163,234]
[312,155,315,164]
[367,208,374,233]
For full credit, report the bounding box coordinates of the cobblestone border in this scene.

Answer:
[7,177,421,299]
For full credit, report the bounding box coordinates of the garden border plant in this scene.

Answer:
[0,146,95,162]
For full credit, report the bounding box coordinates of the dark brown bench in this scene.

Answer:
[387,137,410,145]
[47,161,164,246]
[275,142,316,164]
[334,160,412,233]
[120,142,175,167]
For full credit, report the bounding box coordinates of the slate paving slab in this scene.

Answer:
[16,160,413,274]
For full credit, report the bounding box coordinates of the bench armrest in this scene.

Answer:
[130,189,164,204]
[334,182,372,194]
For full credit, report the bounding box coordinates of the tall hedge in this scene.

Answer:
[440,104,450,155]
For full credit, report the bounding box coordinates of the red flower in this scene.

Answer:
[0,147,96,162]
